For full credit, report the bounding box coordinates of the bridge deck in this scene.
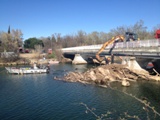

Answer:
[62,39,160,59]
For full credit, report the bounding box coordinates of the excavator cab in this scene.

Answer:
[125,32,138,42]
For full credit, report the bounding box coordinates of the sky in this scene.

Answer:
[0,0,160,40]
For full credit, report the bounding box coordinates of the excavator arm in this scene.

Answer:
[96,35,124,62]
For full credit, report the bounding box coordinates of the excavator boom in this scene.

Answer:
[95,35,124,62]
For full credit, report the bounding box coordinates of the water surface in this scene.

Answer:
[0,63,160,120]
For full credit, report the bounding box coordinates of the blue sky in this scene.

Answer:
[0,0,160,40]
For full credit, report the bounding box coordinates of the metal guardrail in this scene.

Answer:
[115,39,160,48]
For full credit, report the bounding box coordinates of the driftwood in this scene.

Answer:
[54,63,160,87]
[153,68,160,76]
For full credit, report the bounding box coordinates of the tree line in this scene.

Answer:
[0,20,160,53]
[38,20,160,52]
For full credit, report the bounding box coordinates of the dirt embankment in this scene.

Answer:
[19,53,41,59]
[20,53,72,64]
[0,53,48,66]
[54,63,160,87]
[19,53,48,64]
[0,53,72,66]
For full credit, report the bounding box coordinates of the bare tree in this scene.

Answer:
[109,20,152,40]
[0,32,9,52]
[76,30,86,46]
[35,20,160,50]
[99,32,109,44]
[0,28,23,62]
[153,24,160,31]
[41,37,51,53]
[62,35,76,47]
[11,29,23,48]
[34,44,43,59]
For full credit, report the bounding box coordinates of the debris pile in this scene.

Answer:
[54,64,160,87]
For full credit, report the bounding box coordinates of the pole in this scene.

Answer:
[111,54,114,64]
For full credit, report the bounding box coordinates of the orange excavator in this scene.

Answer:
[95,32,138,62]
[95,35,124,62]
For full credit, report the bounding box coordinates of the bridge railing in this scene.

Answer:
[115,39,160,48]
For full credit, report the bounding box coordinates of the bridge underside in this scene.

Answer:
[63,52,160,73]
[62,39,160,73]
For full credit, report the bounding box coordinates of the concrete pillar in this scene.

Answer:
[72,54,87,64]
[128,57,150,73]
[121,56,128,65]
[127,57,142,70]
[122,57,148,74]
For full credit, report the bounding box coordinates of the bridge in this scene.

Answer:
[61,39,160,73]
[62,39,160,60]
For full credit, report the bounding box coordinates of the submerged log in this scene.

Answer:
[54,63,160,87]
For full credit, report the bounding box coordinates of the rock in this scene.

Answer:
[122,79,130,87]
[60,56,72,63]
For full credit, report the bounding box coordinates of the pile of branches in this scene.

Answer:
[54,64,160,86]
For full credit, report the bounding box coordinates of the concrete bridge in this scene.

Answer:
[61,39,160,73]
[62,39,160,60]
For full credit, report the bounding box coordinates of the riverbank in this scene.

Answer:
[0,53,73,66]
[0,53,56,66]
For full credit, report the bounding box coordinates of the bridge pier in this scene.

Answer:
[121,57,129,65]
[127,57,142,70]
[72,54,87,64]
[121,57,147,72]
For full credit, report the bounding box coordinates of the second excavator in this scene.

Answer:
[95,32,138,62]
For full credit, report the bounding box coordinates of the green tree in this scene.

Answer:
[24,37,44,49]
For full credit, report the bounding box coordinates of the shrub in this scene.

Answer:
[48,52,56,59]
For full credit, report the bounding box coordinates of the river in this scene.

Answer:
[0,63,160,120]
